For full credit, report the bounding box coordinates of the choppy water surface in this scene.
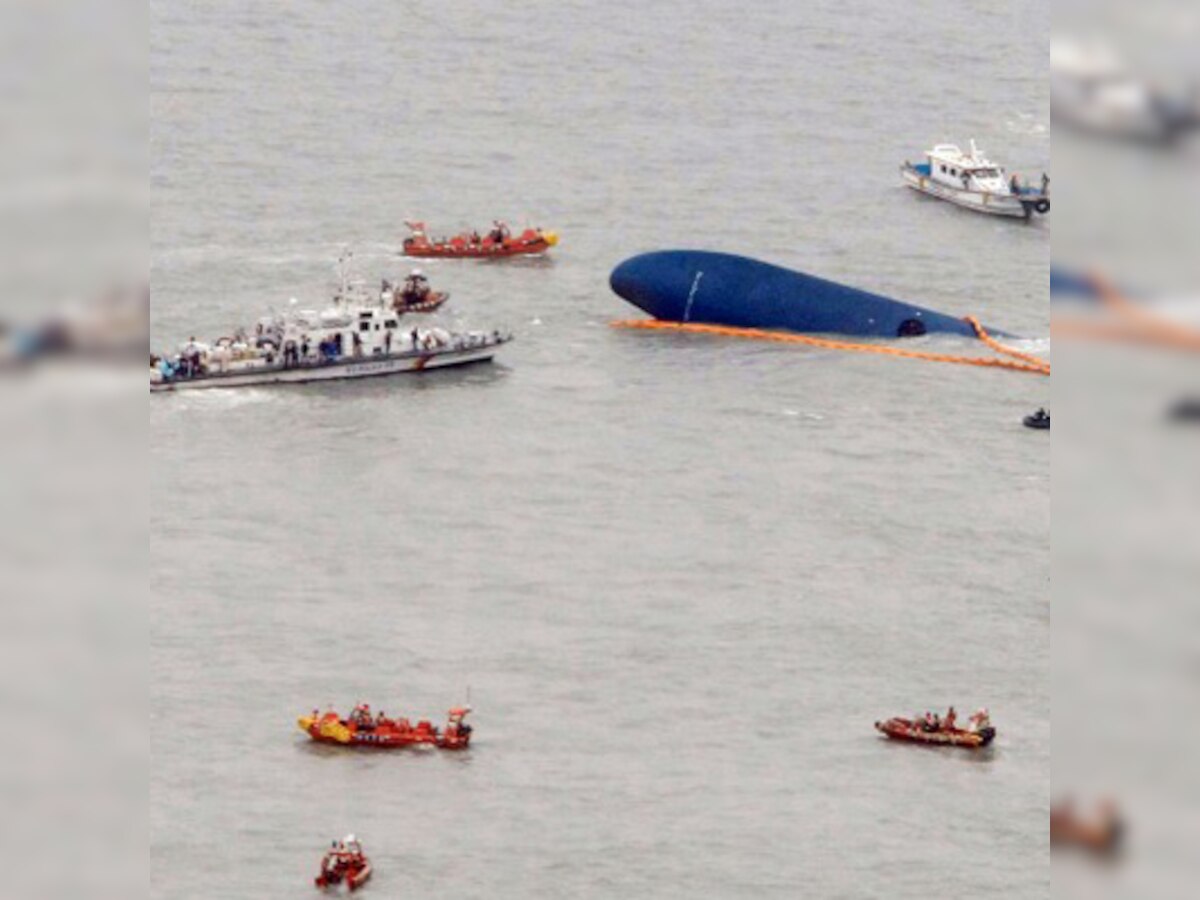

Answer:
[151,2,1049,897]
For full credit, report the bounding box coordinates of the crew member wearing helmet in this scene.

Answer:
[488,220,510,244]
[401,269,430,306]
[969,708,991,732]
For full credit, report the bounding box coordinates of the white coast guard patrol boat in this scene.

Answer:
[150,260,510,393]
[900,141,1050,220]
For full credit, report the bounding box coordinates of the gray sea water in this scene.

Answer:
[150,2,1049,897]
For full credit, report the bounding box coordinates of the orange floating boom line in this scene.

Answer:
[610,318,1050,376]
[963,315,1051,371]
[1049,273,1200,353]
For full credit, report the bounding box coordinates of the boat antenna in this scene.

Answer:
[335,250,354,305]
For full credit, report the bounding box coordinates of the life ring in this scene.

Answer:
[1034,198,1050,214]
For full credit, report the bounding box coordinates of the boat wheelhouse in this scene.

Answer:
[900,140,1049,220]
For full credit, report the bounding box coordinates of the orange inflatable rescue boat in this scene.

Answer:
[402,221,557,258]
[298,704,473,750]
[874,708,995,749]
[315,835,371,892]
[391,289,449,314]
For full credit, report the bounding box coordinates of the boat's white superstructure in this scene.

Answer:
[900,141,1049,220]
[150,266,510,393]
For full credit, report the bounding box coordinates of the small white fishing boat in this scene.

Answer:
[150,259,511,393]
[900,141,1049,220]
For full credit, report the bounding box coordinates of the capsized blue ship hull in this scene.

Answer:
[611,251,1008,339]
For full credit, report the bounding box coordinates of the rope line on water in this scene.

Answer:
[610,318,1050,376]
[1050,275,1200,353]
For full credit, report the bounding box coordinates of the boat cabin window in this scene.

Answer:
[974,167,1000,178]
[950,168,957,176]
[385,320,398,329]
[940,164,947,173]
[359,322,371,332]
